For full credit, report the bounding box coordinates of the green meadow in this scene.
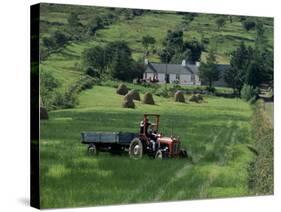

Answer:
[40,86,254,208]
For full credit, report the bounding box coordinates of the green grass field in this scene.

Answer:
[40,86,254,208]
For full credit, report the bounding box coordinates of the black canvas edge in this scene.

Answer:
[30,3,40,209]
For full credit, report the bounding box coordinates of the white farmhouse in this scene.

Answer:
[143,59,229,87]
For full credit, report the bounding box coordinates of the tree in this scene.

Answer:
[110,48,134,81]
[249,21,273,88]
[132,9,144,16]
[228,15,233,23]
[224,42,253,95]
[159,48,173,63]
[85,66,100,78]
[199,50,220,89]
[170,49,192,64]
[246,61,263,88]
[105,41,132,64]
[184,40,204,63]
[42,31,69,50]
[132,59,145,80]
[216,17,226,30]
[163,30,184,51]
[182,13,196,25]
[82,41,137,81]
[40,69,60,108]
[255,21,266,48]
[82,46,107,75]
[67,12,80,28]
[142,35,156,56]
[242,20,256,31]
[53,31,69,48]
[42,36,56,49]
[87,16,104,35]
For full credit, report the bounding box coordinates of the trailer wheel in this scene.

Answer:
[155,150,163,160]
[129,138,143,159]
[88,144,97,156]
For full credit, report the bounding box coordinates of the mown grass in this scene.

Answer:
[40,85,254,208]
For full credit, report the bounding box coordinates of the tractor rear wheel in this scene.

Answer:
[129,138,143,159]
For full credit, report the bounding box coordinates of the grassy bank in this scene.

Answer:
[248,100,274,194]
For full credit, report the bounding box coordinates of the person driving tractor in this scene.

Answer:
[139,117,158,151]
[139,117,150,135]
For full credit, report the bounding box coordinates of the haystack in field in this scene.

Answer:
[189,94,204,103]
[175,91,185,103]
[122,93,135,108]
[143,92,155,105]
[128,89,141,101]
[116,84,128,95]
[40,107,48,120]
[197,94,203,101]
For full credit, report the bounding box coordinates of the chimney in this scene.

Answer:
[196,61,200,67]
[181,59,186,67]
[144,58,149,65]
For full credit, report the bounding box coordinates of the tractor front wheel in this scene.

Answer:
[155,150,163,160]
[179,149,188,159]
[129,138,143,159]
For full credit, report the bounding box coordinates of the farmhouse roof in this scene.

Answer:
[145,62,230,75]
[145,62,199,75]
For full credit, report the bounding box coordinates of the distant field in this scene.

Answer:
[40,86,254,208]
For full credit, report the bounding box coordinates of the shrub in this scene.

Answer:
[85,67,100,78]
[206,86,216,93]
[202,37,209,45]
[53,90,79,109]
[241,84,258,102]
[155,88,169,98]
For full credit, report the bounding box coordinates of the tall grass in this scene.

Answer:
[248,99,273,194]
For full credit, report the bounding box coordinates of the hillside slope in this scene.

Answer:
[39,3,273,90]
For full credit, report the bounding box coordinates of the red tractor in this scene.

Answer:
[129,114,188,159]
